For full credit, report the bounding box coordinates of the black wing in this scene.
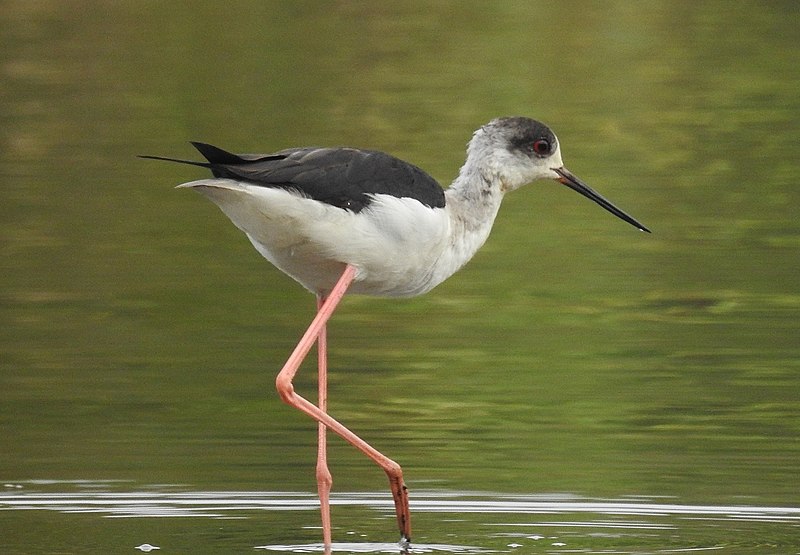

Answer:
[190,142,446,213]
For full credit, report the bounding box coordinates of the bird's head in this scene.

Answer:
[469,116,650,232]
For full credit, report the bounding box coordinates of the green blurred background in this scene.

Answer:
[1,1,798,552]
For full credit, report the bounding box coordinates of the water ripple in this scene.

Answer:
[2,483,798,525]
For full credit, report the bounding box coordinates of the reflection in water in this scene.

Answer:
[2,482,798,553]
[4,484,799,522]
[257,542,489,554]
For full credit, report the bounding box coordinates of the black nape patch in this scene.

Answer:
[501,117,558,157]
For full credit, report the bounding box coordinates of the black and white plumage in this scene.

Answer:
[142,116,649,547]
[144,116,648,298]
[192,143,446,213]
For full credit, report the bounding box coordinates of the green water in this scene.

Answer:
[1,2,799,553]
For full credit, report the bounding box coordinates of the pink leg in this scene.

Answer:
[315,294,332,546]
[275,264,411,545]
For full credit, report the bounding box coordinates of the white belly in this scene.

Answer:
[180,179,453,297]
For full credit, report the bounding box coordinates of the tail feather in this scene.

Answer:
[140,142,286,173]
[139,142,242,169]
[190,141,248,165]
[138,153,210,168]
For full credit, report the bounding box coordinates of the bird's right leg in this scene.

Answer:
[275,264,412,545]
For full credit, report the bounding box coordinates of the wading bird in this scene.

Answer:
[142,116,649,548]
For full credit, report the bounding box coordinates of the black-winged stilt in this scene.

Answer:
[142,116,649,547]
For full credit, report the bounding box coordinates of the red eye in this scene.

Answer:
[532,139,551,155]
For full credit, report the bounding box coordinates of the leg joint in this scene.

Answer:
[383,459,404,480]
[275,374,295,404]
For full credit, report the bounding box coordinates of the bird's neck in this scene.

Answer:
[431,161,506,285]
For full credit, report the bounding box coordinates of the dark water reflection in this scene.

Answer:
[2,1,800,554]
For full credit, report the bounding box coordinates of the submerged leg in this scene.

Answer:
[275,264,412,545]
[315,294,332,546]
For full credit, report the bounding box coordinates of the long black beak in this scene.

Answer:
[553,167,651,233]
